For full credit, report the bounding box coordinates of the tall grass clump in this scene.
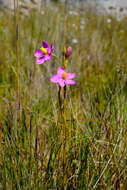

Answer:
[0,1,127,189]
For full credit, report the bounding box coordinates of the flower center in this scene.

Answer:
[62,72,67,80]
[40,47,48,54]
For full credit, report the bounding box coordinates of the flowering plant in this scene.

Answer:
[34,41,76,183]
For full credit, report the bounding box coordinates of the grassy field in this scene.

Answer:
[0,2,127,189]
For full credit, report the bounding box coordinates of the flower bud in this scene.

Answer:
[65,46,72,58]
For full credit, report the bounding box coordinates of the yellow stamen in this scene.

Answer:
[62,72,67,80]
[40,47,48,54]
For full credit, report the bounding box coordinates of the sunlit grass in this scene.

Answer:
[0,2,127,189]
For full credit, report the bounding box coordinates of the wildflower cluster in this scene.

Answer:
[34,41,75,184]
[34,40,76,87]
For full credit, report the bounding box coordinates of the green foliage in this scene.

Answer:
[0,3,127,189]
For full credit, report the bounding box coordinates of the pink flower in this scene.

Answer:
[50,67,76,87]
[34,41,54,64]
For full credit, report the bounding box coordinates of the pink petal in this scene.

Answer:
[57,67,65,76]
[47,47,52,54]
[35,57,45,64]
[50,74,59,83]
[67,73,76,79]
[65,80,76,85]
[34,49,43,57]
[59,79,65,87]
[44,55,52,61]
[42,41,49,48]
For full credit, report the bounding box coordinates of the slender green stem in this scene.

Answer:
[58,86,62,114]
